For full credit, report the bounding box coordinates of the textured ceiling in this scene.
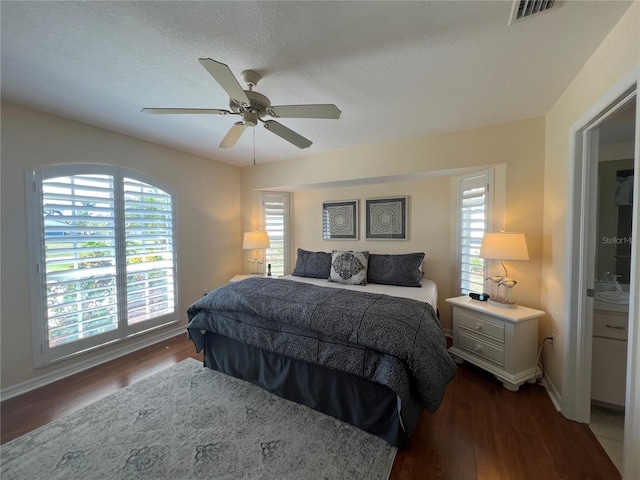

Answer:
[0,1,633,166]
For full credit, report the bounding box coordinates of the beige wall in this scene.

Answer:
[0,102,242,389]
[542,1,639,397]
[241,116,546,332]
[289,178,455,327]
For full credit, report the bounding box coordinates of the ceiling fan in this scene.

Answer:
[142,58,341,149]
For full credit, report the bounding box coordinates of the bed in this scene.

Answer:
[187,251,457,447]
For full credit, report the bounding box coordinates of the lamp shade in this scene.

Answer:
[479,232,529,261]
[243,231,270,250]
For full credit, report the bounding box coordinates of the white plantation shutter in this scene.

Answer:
[41,173,119,354]
[262,192,289,277]
[124,178,175,326]
[27,165,177,366]
[457,171,493,295]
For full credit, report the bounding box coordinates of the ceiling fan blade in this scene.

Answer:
[198,58,250,107]
[219,122,248,149]
[141,108,232,115]
[268,104,341,119]
[263,120,312,149]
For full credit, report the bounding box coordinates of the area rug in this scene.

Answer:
[1,358,396,480]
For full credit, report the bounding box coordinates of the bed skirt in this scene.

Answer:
[203,332,411,448]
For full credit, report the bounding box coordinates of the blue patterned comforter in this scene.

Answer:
[187,277,456,415]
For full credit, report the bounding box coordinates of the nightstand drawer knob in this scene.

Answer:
[474,323,482,330]
[474,344,482,352]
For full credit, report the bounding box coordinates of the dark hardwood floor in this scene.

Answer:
[1,335,620,480]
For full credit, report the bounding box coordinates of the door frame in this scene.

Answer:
[563,66,638,478]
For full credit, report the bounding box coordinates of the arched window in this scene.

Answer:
[26,165,177,367]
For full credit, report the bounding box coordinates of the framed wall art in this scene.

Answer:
[365,196,408,240]
[322,200,359,240]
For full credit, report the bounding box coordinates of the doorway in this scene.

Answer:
[589,99,635,471]
[563,73,638,479]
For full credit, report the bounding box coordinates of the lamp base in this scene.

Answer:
[247,257,264,274]
[487,298,519,309]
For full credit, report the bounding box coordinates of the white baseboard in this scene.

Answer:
[540,374,562,412]
[1,327,185,402]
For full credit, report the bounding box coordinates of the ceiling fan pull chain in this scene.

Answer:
[253,127,256,166]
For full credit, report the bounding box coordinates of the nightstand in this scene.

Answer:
[445,295,544,391]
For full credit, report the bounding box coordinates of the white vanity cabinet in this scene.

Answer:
[591,309,628,407]
[446,296,545,391]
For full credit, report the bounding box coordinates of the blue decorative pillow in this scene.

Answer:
[329,250,369,286]
[367,253,425,287]
[292,249,332,279]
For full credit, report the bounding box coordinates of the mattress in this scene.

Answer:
[279,274,438,312]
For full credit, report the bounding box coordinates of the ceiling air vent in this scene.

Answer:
[509,0,561,25]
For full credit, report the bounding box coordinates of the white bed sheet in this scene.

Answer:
[279,275,438,312]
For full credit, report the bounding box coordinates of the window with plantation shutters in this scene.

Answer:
[261,192,289,277]
[123,177,175,325]
[457,170,493,295]
[27,165,177,366]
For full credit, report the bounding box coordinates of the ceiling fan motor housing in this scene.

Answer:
[230,90,271,118]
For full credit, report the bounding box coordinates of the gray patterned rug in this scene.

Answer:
[1,358,396,480]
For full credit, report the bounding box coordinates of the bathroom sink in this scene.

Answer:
[595,291,630,305]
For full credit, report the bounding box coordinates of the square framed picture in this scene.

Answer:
[365,196,408,240]
[322,200,359,240]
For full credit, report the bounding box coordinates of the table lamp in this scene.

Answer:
[243,231,271,274]
[479,232,529,308]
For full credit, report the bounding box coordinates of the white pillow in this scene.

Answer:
[329,250,369,286]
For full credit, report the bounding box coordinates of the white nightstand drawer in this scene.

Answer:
[459,330,505,366]
[457,310,505,343]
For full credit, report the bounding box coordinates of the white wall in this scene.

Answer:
[0,102,242,389]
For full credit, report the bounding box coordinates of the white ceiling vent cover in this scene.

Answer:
[509,0,562,25]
